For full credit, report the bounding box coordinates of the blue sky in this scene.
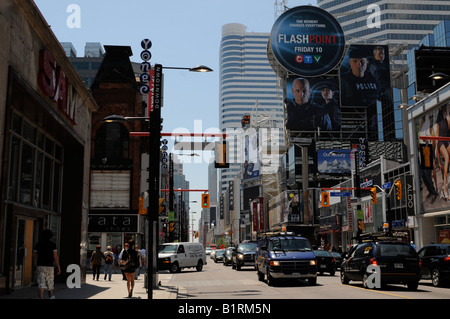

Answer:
[34,0,310,219]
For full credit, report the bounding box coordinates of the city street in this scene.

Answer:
[166,258,450,300]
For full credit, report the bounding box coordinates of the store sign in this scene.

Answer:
[270,6,345,76]
[88,215,138,233]
[38,50,76,124]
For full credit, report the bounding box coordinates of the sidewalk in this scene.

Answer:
[0,271,178,299]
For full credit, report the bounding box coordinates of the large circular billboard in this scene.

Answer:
[270,6,345,77]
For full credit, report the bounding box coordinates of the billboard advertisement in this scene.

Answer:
[317,149,352,175]
[416,102,450,213]
[340,44,390,107]
[270,6,346,77]
[286,77,341,131]
[243,130,260,179]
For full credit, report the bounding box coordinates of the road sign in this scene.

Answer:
[330,192,351,197]
[382,182,391,190]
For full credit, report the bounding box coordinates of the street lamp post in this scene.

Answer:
[103,63,211,299]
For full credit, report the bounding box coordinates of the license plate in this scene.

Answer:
[292,273,300,277]
[320,264,326,268]
[394,263,403,269]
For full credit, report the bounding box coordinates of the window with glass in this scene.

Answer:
[7,113,63,213]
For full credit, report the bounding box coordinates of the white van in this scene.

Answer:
[158,242,207,273]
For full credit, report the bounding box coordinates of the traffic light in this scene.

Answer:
[159,198,165,215]
[215,141,229,168]
[370,187,377,204]
[419,144,433,169]
[202,194,210,208]
[321,192,330,207]
[138,196,147,215]
[395,180,402,200]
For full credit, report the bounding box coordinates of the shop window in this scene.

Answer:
[8,113,63,213]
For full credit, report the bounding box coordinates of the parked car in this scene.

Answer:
[205,247,213,255]
[223,247,235,266]
[340,240,421,290]
[417,244,450,287]
[213,249,225,263]
[331,251,343,269]
[256,232,317,286]
[314,250,336,276]
[232,242,257,270]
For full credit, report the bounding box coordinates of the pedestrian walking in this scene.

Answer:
[32,229,61,299]
[103,246,115,281]
[90,245,105,281]
[135,244,142,280]
[118,243,128,280]
[120,240,139,298]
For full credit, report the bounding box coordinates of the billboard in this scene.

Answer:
[243,130,260,179]
[339,44,390,107]
[270,6,346,77]
[286,77,341,131]
[317,149,352,175]
[415,102,450,213]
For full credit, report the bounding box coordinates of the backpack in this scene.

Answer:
[105,252,113,264]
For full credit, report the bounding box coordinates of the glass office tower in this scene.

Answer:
[219,23,284,192]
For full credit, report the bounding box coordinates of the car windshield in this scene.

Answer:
[314,250,331,257]
[215,250,225,256]
[377,243,416,257]
[269,238,312,252]
[159,245,177,253]
[238,243,257,251]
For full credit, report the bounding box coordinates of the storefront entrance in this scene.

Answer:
[14,218,38,289]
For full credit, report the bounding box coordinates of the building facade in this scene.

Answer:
[219,23,284,193]
[0,0,98,293]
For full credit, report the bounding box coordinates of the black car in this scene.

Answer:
[418,244,450,287]
[213,249,225,263]
[232,242,257,270]
[223,247,235,266]
[340,240,421,290]
[331,251,343,269]
[314,250,336,276]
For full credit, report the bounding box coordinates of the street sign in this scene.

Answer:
[330,192,351,197]
[382,182,391,190]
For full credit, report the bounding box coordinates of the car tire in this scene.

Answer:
[170,262,180,273]
[257,270,265,282]
[267,271,277,286]
[407,281,419,291]
[196,260,203,272]
[330,270,335,276]
[340,270,350,284]
[431,268,442,287]
[362,273,369,289]
[236,264,241,271]
[308,277,317,286]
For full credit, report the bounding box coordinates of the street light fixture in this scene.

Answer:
[429,72,449,80]
[101,61,212,299]
[164,65,213,72]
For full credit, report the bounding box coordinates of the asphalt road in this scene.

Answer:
[163,257,450,300]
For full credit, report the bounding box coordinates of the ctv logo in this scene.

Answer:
[295,55,322,64]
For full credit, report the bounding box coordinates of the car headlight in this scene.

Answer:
[237,253,244,260]
[310,259,317,266]
[270,260,280,266]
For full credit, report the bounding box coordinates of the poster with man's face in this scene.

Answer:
[285,77,341,131]
[339,44,390,107]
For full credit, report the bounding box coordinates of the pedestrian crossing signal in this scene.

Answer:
[321,192,329,207]
[202,194,210,208]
